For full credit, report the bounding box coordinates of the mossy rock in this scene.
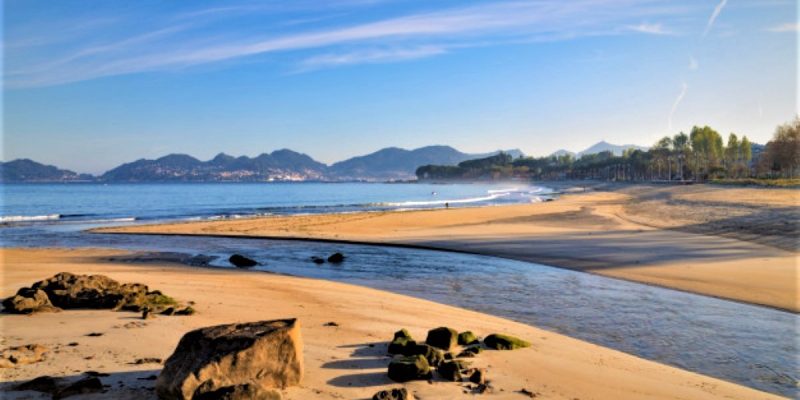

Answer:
[388,337,414,355]
[388,355,432,382]
[457,345,483,357]
[437,360,464,382]
[469,369,486,384]
[393,329,413,341]
[457,331,479,346]
[425,327,458,351]
[484,333,530,350]
[403,343,444,367]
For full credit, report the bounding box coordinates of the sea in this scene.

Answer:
[0,182,796,397]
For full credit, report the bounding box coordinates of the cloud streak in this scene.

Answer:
[668,82,688,131]
[296,46,446,72]
[703,0,728,36]
[766,22,799,32]
[625,23,673,35]
[5,0,687,88]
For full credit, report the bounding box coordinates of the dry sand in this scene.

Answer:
[100,184,800,312]
[0,248,784,399]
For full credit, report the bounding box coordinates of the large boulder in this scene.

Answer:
[156,319,303,400]
[1,288,60,314]
[484,333,530,350]
[229,254,258,268]
[387,355,432,382]
[425,327,458,351]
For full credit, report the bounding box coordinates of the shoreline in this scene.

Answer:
[96,184,800,313]
[0,247,785,399]
[90,230,797,314]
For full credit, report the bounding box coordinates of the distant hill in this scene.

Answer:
[100,150,327,182]
[549,149,576,158]
[0,159,91,182]
[329,145,523,180]
[4,145,525,182]
[578,141,648,157]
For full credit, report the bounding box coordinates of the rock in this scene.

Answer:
[425,327,458,351]
[323,322,339,327]
[156,319,303,400]
[132,357,162,365]
[387,355,432,382]
[393,329,413,341]
[86,332,103,337]
[174,306,196,315]
[14,375,62,394]
[437,360,463,382]
[457,331,479,346]
[229,254,258,268]
[388,337,414,355]
[518,388,537,398]
[310,257,325,265]
[372,387,413,400]
[457,345,483,358]
[484,334,530,350]
[403,343,444,367]
[192,383,281,400]
[31,272,143,309]
[469,369,486,385]
[327,253,345,263]
[0,344,49,368]
[2,287,61,314]
[15,272,177,313]
[54,376,103,399]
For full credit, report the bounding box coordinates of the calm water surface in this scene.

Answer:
[0,183,796,397]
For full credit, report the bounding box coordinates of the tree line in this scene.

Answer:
[416,118,800,182]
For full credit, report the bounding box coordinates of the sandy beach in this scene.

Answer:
[0,247,785,399]
[99,184,800,312]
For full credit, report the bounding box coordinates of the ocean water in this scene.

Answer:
[0,183,797,397]
[0,182,552,224]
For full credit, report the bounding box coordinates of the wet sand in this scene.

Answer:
[0,248,784,399]
[99,184,800,312]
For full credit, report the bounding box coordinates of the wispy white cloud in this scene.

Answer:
[668,82,688,131]
[625,23,673,35]
[766,22,799,32]
[296,46,446,72]
[688,55,698,70]
[703,0,728,36]
[5,0,689,88]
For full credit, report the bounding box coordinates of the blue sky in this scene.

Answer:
[3,0,797,174]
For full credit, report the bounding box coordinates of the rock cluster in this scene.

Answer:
[1,272,192,315]
[382,326,530,395]
[156,319,303,400]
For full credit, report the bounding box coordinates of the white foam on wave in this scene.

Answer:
[384,192,510,207]
[0,214,61,223]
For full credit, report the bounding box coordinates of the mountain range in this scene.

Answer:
[0,141,644,183]
[1,146,524,183]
